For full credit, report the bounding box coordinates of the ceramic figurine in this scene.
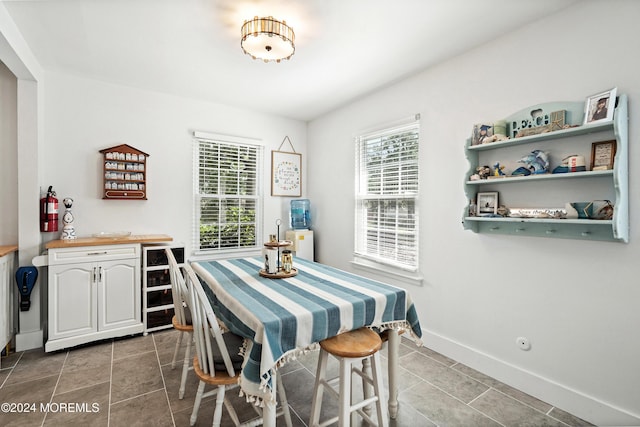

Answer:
[493,162,506,176]
[477,165,491,180]
[61,198,77,240]
[565,202,579,219]
[512,150,549,176]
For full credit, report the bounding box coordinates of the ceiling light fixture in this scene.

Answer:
[241,16,295,63]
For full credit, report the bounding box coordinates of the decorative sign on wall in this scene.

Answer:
[271,136,302,197]
[509,108,566,138]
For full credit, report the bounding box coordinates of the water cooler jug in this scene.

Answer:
[290,199,311,229]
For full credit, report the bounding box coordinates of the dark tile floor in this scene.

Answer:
[0,329,593,426]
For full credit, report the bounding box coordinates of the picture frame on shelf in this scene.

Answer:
[271,150,302,197]
[584,88,617,124]
[590,140,617,171]
[477,192,498,216]
[472,124,493,146]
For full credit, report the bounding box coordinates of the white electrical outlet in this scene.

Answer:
[516,336,531,351]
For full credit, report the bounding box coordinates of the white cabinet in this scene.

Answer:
[45,244,142,352]
[48,262,96,340]
[0,249,16,365]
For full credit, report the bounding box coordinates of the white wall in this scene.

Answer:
[0,60,17,244]
[307,1,640,425]
[42,71,307,256]
[0,2,44,350]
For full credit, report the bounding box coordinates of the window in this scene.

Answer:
[355,119,419,271]
[194,133,262,253]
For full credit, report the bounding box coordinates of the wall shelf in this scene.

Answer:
[100,144,149,200]
[463,94,628,243]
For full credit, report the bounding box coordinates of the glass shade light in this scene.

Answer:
[241,16,295,63]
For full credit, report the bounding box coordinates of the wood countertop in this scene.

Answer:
[0,245,18,257]
[45,234,172,249]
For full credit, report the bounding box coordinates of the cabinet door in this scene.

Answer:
[0,255,13,350]
[48,263,97,340]
[98,258,140,330]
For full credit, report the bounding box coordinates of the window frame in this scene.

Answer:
[192,131,264,256]
[354,118,420,273]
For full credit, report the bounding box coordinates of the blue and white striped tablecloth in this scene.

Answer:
[191,256,422,404]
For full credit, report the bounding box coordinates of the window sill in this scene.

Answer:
[350,258,423,287]
[189,248,261,262]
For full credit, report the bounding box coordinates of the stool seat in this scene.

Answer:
[320,327,382,358]
[310,327,388,427]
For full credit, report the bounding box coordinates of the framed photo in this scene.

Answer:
[590,140,617,171]
[271,150,302,197]
[584,88,617,124]
[477,192,498,216]
[472,123,493,146]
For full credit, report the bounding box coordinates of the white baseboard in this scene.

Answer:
[421,329,640,427]
[15,329,43,351]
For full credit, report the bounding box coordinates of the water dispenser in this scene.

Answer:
[290,199,311,229]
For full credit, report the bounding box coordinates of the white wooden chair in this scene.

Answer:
[166,248,193,399]
[184,263,293,427]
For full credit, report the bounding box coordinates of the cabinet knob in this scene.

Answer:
[581,231,591,236]
[546,229,556,234]
[515,228,525,232]
[489,227,500,231]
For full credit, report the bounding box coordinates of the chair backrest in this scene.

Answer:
[184,263,240,378]
[166,248,190,326]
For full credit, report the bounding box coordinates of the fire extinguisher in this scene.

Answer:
[40,186,59,232]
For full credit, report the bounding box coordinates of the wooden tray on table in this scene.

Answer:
[259,268,298,279]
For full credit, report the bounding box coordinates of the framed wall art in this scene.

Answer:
[477,192,498,216]
[584,88,616,124]
[271,137,302,196]
[590,140,616,171]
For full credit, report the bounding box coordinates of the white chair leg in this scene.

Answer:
[338,357,351,427]
[211,385,226,427]
[178,335,192,399]
[371,353,389,427]
[309,349,329,427]
[362,357,373,418]
[172,330,184,369]
[387,330,399,419]
[276,372,293,427]
[223,395,242,426]
[190,380,205,426]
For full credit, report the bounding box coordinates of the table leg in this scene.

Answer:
[263,374,277,427]
[388,329,399,419]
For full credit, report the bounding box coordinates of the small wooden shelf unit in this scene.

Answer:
[100,144,149,200]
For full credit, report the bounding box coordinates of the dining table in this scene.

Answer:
[190,256,422,427]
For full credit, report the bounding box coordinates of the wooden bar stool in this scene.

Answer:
[309,327,388,427]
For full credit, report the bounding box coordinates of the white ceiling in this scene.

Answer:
[2,0,578,121]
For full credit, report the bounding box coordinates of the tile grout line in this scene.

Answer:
[0,351,23,389]
[40,350,69,427]
[446,360,577,425]
[466,386,492,406]
[152,332,178,427]
[107,340,114,427]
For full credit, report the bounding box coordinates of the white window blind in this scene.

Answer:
[194,135,262,252]
[355,120,419,271]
